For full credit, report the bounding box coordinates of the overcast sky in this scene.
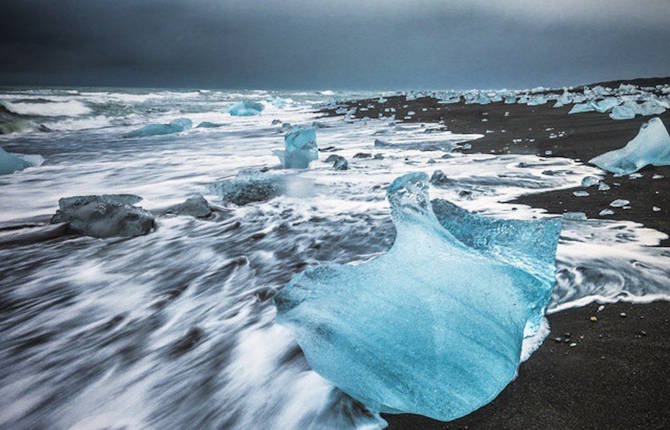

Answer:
[1,0,669,90]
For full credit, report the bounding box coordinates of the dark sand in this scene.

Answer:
[321,79,670,429]
[322,84,670,246]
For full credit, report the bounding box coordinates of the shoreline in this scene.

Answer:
[321,81,670,428]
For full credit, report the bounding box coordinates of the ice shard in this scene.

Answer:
[210,171,282,205]
[276,126,318,169]
[0,147,37,175]
[229,100,264,116]
[590,117,670,174]
[275,172,561,422]
[568,102,596,114]
[609,104,636,120]
[51,194,155,238]
[123,118,192,138]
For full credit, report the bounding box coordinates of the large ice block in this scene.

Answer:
[275,172,561,422]
[590,117,670,174]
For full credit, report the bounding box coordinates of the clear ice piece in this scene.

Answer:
[274,172,561,422]
[590,117,670,174]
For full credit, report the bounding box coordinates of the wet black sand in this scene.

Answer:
[321,79,670,429]
[322,83,670,246]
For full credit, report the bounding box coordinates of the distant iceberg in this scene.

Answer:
[124,118,192,138]
[590,117,670,174]
[229,100,264,116]
[275,172,561,422]
[0,147,43,175]
[275,126,318,169]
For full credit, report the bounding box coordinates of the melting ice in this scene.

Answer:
[275,172,561,422]
[590,117,670,174]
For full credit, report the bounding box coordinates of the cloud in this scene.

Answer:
[1,0,668,89]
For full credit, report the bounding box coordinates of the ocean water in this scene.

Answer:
[1,88,669,429]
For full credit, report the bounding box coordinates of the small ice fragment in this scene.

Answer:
[609,104,636,120]
[599,208,615,216]
[229,100,264,116]
[51,195,155,238]
[0,147,38,175]
[590,118,670,174]
[429,169,449,186]
[610,199,630,208]
[652,174,664,179]
[638,99,666,116]
[563,212,587,220]
[581,176,600,187]
[545,150,552,155]
[210,171,281,205]
[527,95,547,106]
[161,195,212,218]
[196,121,224,128]
[569,102,596,114]
[653,206,661,212]
[325,155,348,170]
[593,97,620,113]
[598,182,611,191]
[124,118,192,138]
[573,190,590,197]
[276,127,318,169]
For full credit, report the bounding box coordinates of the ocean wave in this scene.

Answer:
[2,99,91,117]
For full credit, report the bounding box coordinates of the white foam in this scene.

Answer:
[3,99,91,117]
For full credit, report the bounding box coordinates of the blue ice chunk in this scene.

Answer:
[609,104,636,120]
[581,176,600,187]
[210,171,282,205]
[0,147,34,175]
[527,95,547,106]
[275,172,561,422]
[229,100,264,116]
[553,91,571,108]
[590,117,670,174]
[637,99,667,116]
[275,126,318,169]
[593,97,620,113]
[476,93,491,105]
[196,121,224,128]
[568,102,596,114]
[124,118,192,138]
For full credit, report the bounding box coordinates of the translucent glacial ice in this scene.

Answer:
[276,126,318,169]
[275,172,561,422]
[590,117,670,174]
[609,104,636,120]
[592,97,620,113]
[0,147,38,175]
[229,100,265,116]
[123,118,192,138]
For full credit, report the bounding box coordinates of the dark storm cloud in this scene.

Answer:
[1,0,669,89]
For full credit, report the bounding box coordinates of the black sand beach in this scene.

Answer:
[322,79,670,429]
